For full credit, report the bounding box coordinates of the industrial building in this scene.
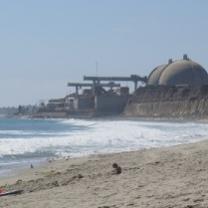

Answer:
[65,76,146,117]
[124,54,208,118]
[35,54,208,118]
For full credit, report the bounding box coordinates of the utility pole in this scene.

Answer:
[96,61,98,76]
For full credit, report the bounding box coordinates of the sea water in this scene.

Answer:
[1,117,208,176]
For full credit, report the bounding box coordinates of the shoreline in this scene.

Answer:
[2,117,208,182]
[0,135,206,180]
[1,140,208,207]
[4,114,208,122]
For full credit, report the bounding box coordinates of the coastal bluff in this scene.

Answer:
[124,85,208,118]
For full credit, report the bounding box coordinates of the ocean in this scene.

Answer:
[0,117,208,176]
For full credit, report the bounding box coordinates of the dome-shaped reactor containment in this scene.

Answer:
[147,55,208,87]
[159,59,208,86]
[147,64,167,86]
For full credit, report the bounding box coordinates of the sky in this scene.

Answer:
[0,0,208,106]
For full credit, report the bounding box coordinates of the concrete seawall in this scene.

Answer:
[124,86,208,118]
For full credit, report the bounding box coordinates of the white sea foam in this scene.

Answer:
[60,118,96,127]
[0,130,72,136]
[0,119,208,158]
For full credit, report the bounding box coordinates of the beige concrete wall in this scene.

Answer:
[124,99,208,118]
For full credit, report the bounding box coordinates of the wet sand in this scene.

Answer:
[1,140,208,208]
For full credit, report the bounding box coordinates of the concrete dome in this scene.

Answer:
[147,55,208,87]
[159,59,208,86]
[147,64,167,86]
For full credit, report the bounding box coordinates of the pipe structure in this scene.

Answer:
[83,74,147,91]
[67,82,121,95]
[67,82,120,87]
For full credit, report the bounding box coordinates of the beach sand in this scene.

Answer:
[1,141,208,208]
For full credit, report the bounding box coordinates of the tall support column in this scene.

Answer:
[134,81,138,91]
[75,86,79,96]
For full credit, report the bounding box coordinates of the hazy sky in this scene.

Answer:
[0,0,208,106]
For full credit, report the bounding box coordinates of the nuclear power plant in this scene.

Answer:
[34,54,208,118]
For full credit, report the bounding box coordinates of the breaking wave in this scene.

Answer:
[1,118,208,159]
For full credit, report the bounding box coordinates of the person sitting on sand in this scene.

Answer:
[112,163,122,175]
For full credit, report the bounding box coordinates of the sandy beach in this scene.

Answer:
[1,140,208,208]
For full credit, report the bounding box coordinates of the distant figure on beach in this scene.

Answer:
[112,163,122,175]
[30,164,34,169]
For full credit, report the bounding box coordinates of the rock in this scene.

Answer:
[112,163,122,175]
